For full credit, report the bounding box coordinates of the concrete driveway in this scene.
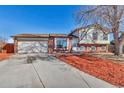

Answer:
[0,53,116,88]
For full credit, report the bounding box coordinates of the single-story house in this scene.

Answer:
[12,34,78,54]
[0,40,14,53]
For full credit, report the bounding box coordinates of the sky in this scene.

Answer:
[0,5,84,42]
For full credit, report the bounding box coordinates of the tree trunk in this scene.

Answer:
[119,32,124,56]
[113,31,120,56]
[119,42,123,56]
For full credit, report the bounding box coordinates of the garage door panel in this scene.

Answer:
[18,41,48,53]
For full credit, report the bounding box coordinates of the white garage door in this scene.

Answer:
[17,41,48,53]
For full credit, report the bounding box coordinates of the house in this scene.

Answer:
[12,24,110,54]
[0,41,14,53]
[3,43,14,53]
[69,25,110,53]
[12,34,78,54]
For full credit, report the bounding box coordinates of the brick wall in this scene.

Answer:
[48,37,54,53]
[67,37,72,52]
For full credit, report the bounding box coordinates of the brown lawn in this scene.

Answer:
[57,54,124,87]
[0,53,12,61]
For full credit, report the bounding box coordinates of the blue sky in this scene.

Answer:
[0,5,83,42]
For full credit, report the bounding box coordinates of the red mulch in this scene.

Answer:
[0,53,12,61]
[57,54,124,87]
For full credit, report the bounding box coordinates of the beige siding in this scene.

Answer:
[72,28,110,44]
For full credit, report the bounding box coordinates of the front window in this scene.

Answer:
[72,39,78,47]
[92,31,98,40]
[103,33,108,40]
[55,38,67,48]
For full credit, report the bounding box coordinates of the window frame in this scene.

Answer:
[103,33,108,41]
[55,38,67,49]
[80,46,86,51]
[92,30,98,40]
[91,46,96,51]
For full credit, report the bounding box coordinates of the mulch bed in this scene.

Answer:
[56,54,124,87]
[0,53,12,61]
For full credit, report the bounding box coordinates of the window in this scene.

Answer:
[80,46,86,51]
[91,46,96,51]
[103,34,108,40]
[56,38,67,48]
[92,31,98,40]
[99,33,103,40]
[79,31,87,40]
[72,39,78,47]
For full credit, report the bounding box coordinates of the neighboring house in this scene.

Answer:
[69,25,110,53]
[0,41,14,53]
[12,34,78,54]
[3,43,14,53]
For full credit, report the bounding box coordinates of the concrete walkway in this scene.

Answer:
[0,54,116,88]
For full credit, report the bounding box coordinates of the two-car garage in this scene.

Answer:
[17,41,48,54]
[12,34,49,54]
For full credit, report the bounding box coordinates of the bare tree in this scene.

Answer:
[77,5,124,56]
[0,36,6,53]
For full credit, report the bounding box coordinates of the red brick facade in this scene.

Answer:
[48,37,54,54]
[67,37,72,52]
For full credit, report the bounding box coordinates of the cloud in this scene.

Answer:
[7,38,14,43]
